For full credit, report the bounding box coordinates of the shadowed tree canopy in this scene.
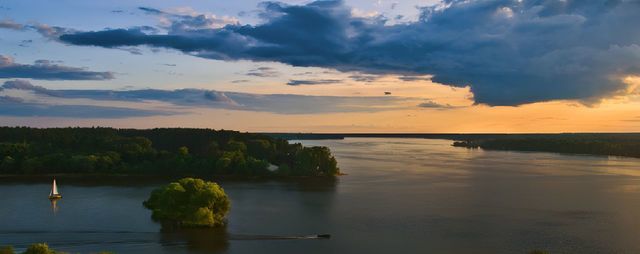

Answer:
[143,178,230,228]
[0,127,339,177]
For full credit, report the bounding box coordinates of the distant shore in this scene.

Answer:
[266,133,640,159]
[264,132,640,140]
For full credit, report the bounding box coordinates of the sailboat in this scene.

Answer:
[48,178,62,200]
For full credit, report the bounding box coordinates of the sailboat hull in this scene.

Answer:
[49,194,62,200]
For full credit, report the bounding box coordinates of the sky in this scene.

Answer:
[1,0,640,133]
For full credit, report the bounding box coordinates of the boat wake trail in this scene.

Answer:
[229,234,331,240]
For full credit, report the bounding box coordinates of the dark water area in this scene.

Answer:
[3,138,640,253]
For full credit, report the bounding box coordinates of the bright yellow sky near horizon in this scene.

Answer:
[2,75,639,133]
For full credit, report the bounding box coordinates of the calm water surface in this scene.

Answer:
[3,138,640,253]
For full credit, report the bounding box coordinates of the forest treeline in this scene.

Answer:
[0,127,339,177]
[452,133,640,158]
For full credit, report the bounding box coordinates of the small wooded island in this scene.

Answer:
[0,127,339,177]
[144,178,230,228]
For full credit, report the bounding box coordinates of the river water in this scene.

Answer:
[2,138,640,253]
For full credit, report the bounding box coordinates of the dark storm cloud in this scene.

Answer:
[286,79,341,86]
[1,80,410,115]
[0,55,114,80]
[57,0,640,105]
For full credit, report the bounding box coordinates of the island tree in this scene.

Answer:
[143,178,230,228]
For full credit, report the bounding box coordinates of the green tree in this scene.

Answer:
[247,139,272,160]
[215,156,232,173]
[292,146,339,176]
[206,141,220,156]
[22,243,61,254]
[143,178,230,227]
[178,146,189,156]
[225,140,247,153]
[246,156,269,175]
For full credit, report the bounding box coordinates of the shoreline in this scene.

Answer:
[0,173,341,182]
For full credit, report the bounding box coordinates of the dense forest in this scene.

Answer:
[0,127,339,177]
[452,133,640,158]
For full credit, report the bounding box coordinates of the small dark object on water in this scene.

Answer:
[316,234,331,238]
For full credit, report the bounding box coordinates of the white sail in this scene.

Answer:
[51,179,59,195]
